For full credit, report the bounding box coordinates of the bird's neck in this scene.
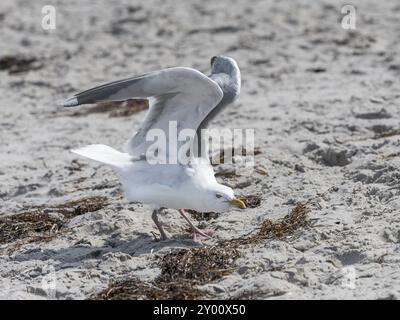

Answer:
[211,72,241,99]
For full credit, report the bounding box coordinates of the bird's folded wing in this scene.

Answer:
[63,67,223,158]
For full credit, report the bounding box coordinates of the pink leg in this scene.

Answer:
[179,209,213,240]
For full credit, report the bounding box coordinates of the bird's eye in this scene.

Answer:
[215,194,222,199]
[211,56,217,66]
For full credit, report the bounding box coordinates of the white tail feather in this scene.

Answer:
[71,144,131,169]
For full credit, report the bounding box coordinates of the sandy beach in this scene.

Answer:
[0,0,399,299]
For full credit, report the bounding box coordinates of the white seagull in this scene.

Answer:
[63,55,246,240]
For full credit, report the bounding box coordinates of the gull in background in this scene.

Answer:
[63,55,246,240]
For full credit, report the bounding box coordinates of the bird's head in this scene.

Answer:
[201,183,246,212]
[210,55,241,99]
[210,55,239,76]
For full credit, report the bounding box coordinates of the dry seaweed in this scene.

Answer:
[44,196,107,219]
[373,128,400,139]
[232,288,286,299]
[338,128,400,144]
[64,159,86,173]
[0,210,63,245]
[188,195,262,221]
[239,194,262,208]
[215,170,241,178]
[254,166,268,176]
[226,203,312,246]
[94,246,240,300]
[0,55,42,74]
[69,99,148,117]
[95,278,159,300]
[0,196,108,254]
[93,203,313,300]
[94,277,202,300]
[158,247,240,284]
[187,210,220,221]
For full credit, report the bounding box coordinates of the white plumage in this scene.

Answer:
[64,56,245,240]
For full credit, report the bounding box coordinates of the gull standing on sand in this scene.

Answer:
[63,55,246,240]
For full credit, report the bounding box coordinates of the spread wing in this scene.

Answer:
[63,67,223,159]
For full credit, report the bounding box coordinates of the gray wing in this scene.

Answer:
[195,73,241,157]
[63,67,223,158]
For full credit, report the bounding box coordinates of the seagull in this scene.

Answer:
[63,55,246,240]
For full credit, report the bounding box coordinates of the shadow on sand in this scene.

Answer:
[12,233,201,267]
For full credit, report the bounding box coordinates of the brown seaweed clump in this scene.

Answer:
[0,211,63,245]
[98,278,202,300]
[0,196,107,254]
[187,210,220,221]
[0,55,42,74]
[45,196,107,219]
[158,247,240,284]
[226,203,312,246]
[94,246,240,300]
[373,128,400,140]
[239,194,262,208]
[93,202,313,300]
[188,194,262,221]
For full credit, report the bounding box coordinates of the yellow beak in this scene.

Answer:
[230,198,246,209]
